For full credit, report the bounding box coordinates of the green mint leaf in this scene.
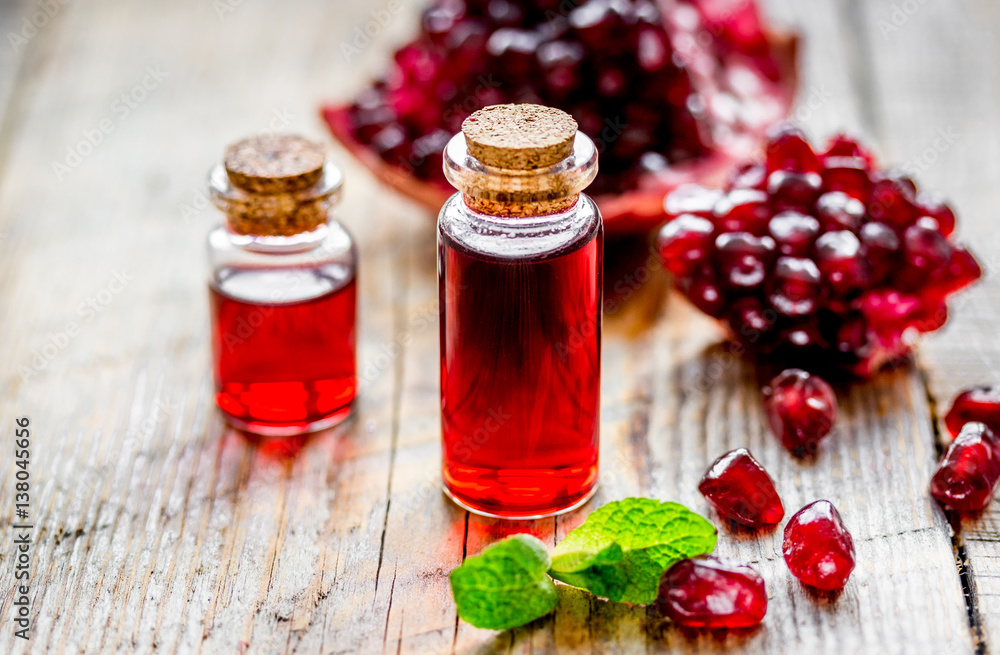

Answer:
[450,534,558,630]
[548,498,717,604]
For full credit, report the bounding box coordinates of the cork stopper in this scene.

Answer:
[462,104,577,170]
[211,134,342,237]
[224,134,326,194]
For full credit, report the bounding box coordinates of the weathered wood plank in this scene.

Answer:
[848,0,1000,650]
[0,0,992,653]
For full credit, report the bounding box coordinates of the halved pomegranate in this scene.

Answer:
[322,0,798,235]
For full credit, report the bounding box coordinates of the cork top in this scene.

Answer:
[224,134,326,194]
[462,104,578,170]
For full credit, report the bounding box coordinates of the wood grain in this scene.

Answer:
[0,0,996,653]
[850,0,1000,650]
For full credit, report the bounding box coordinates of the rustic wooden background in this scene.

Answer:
[1,0,999,653]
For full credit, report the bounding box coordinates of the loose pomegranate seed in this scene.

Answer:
[929,422,1000,513]
[762,369,837,456]
[698,448,784,527]
[656,556,767,628]
[945,387,1000,437]
[658,129,981,377]
[783,500,855,591]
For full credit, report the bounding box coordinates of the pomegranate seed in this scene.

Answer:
[821,157,871,201]
[928,246,982,296]
[858,222,900,285]
[945,386,1000,437]
[783,500,855,591]
[768,211,820,257]
[685,269,728,318]
[725,297,776,344]
[815,191,865,232]
[929,422,1000,513]
[656,556,767,628]
[715,232,775,290]
[767,170,822,210]
[917,194,956,236]
[698,448,784,527]
[898,217,952,289]
[664,184,721,219]
[762,369,837,455]
[768,257,822,316]
[869,172,918,227]
[728,162,767,190]
[766,125,821,173]
[657,215,716,277]
[814,230,869,295]
[822,134,874,166]
[714,188,771,234]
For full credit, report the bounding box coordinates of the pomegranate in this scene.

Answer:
[782,500,855,591]
[658,128,981,377]
[656,556,767,628]
[323,0,798,235]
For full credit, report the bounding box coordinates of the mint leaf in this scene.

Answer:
[548,498,717,604]
[450,534,558,630]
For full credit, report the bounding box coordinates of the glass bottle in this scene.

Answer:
[207,134,357,436]
[438,104,603,518]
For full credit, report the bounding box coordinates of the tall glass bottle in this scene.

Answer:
[438,104,603,518]
[207,135,357,436]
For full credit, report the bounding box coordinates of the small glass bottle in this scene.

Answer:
[438,104,603,518]
[207,134,357,436]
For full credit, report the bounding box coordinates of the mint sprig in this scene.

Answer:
[449,499,717,629]
[449,534,558,630]
[548,498,717,604]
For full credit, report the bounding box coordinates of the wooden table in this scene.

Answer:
[1,0,999,653]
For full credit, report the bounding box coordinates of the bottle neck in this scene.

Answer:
[444,131,598,219]
[208,162,343,237]
[461,193,581,217]
[223,221,333,254]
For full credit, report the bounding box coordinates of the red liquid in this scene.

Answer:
[439,226,602,517]
[210,269,357,435]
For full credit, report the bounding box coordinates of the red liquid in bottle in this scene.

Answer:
[439,226,602,517]
[210,267,357,435]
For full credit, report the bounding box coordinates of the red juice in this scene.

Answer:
[439,226,602,517]
[209,267,357,435]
